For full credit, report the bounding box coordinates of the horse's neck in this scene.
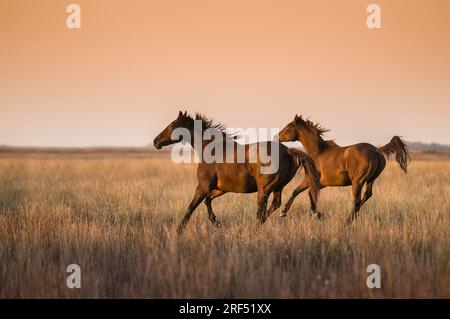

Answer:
[185,127,232,154]
[299,130,322,158]
[182,127,203,150]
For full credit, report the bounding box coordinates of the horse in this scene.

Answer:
[153,111,321,233]
[277,115,410,224]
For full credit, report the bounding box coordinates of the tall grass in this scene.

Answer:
[0,152,448,298]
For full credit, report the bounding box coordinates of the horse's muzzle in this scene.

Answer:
[153,139,162,149]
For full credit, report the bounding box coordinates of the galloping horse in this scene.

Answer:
[153,111,320,233]
[277,115,410,224]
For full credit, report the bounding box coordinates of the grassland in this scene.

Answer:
[0,149,449,298]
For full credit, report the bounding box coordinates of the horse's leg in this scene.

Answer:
[178,184,207,234]
[347,157,383,224]
[256,191,270,224]
[360,180,374,207]
[205,190,225,227]
[266,191,282,217]
[345,181,363,225]
[308,189,322,220]
[279,178,310,217]
[359,156,384,208]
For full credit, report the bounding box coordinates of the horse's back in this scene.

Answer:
[344,143,386,181]
[345,143,384,163]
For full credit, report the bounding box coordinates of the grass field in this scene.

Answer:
[0,149,449,298]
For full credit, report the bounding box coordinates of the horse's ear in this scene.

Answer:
[178,111,183,118]
[184,111,187,117]
[294,114,299,121]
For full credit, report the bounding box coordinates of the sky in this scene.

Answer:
[0,0,449,147]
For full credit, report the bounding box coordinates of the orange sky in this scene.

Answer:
[1,0,449,146]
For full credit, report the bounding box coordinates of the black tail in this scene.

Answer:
[378,136,410,173]
[288,149,321,205]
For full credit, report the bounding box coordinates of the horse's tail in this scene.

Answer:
[378,136,410,173]
[287,149,321,205]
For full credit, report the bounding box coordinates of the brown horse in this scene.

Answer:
[277,115,410,224]
[153,111,320,233]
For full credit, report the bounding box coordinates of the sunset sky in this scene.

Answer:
[1,0,449,146]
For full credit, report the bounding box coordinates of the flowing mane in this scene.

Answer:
[194,113,228,132]
[297,116,329,137]
[296,116,336,147]
[192,112,237,139]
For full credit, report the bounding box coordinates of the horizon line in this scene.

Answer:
[1,140,449,149]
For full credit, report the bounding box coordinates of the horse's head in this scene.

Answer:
[278,114,301,142]
[153,111,193,149]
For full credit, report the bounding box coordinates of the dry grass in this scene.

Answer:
[0,150,449,298]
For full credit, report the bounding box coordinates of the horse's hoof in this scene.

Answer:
[214,221,222,228]
[279,212,287,218]
[315,212,323,220]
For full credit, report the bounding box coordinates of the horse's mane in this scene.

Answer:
[180,111,237,139]
[194,113,228,132]
[297,116,336,147]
